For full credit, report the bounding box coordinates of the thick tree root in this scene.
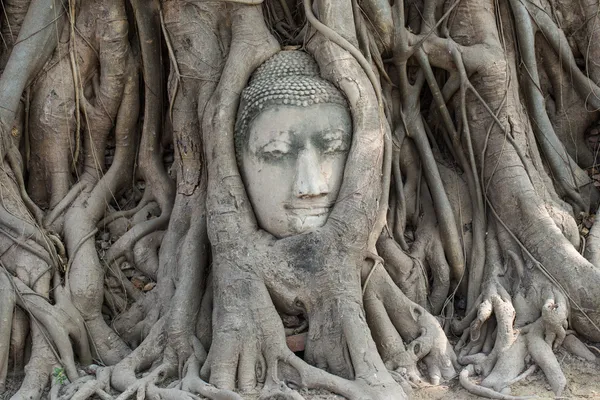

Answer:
[452,277,574,398]
[459,368,534,400]
[12,278,91,382]
[0,269,16,393]
[454,282,517,378]
[562,334,596,362]
[181,356,241,400]
[364,264,458,386]
[10,323,58,400]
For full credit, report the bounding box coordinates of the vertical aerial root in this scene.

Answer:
[584,210,600,268]
[11,323,58,400]
[366,266,457,385]
[539,294,568,350]
[9,307,29,373]
[43,182,87,231]
[52,285,92,365]
[452,294,483,334]
[426,234,451,315]
[377,235,427,308]
[12,278,89,381]
[6,150,44,225]
[457,281,517,378]
[364,293,421,383]
[0,269,16,393]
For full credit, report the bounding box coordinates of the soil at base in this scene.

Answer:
[1,349,598,399]
[409,349,600,400]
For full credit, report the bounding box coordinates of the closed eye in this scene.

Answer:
[258,140,292,160]
[321,129,350,154]
[323,138,349,154]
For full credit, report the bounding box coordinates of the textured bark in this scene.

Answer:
[0,1,599,400]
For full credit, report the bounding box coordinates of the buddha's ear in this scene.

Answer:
[306,0,386,248]
[203,5,279,244]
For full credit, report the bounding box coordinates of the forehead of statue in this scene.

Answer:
[245,104,351,151]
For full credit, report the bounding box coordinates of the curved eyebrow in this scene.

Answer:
[320,129,351,140]
[251,130,293,150]
[257,137,293,151]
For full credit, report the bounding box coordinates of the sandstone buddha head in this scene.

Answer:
[235,50,352,238]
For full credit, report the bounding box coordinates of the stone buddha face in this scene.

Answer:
[240,103,352,238]
[235,51,352,238]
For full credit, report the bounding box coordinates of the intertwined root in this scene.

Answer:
[451,276,589,398]
[200,245,406,400]
[364,264,458,387]
[3,1,600,400]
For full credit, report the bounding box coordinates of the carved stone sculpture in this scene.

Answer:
[235,51,351,237]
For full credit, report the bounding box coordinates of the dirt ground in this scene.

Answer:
[2,348,598,399]
[267,349,600,400]
[409,348,600,400]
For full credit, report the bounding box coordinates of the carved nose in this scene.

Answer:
[294,148,329,198]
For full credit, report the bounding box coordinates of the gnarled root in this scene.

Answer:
[201,245,406,399]
[454,275,574,398]
[12,277,91,382]
[454,280,517,378]
[10,323,58,400]
[459,367,534,400]
[364,263,458,386]
[181,355,241,400]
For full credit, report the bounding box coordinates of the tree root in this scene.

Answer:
[0,0,67,161]
[104,214,170,265]
[12,277,91,381]
[107,318,241,400]
[453,275,574,399]
[522,319,566,396]
[4,2,600,400]
[0,268,16,393]
[364,263,457,385]
[97,195,150,230]
[181,356,241,400]
[10,323,58,400]
[9,306,29,374]
[562,334,596,362]
[459,368,534,400]
[131,230,164,281]
[456,283,517,377]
